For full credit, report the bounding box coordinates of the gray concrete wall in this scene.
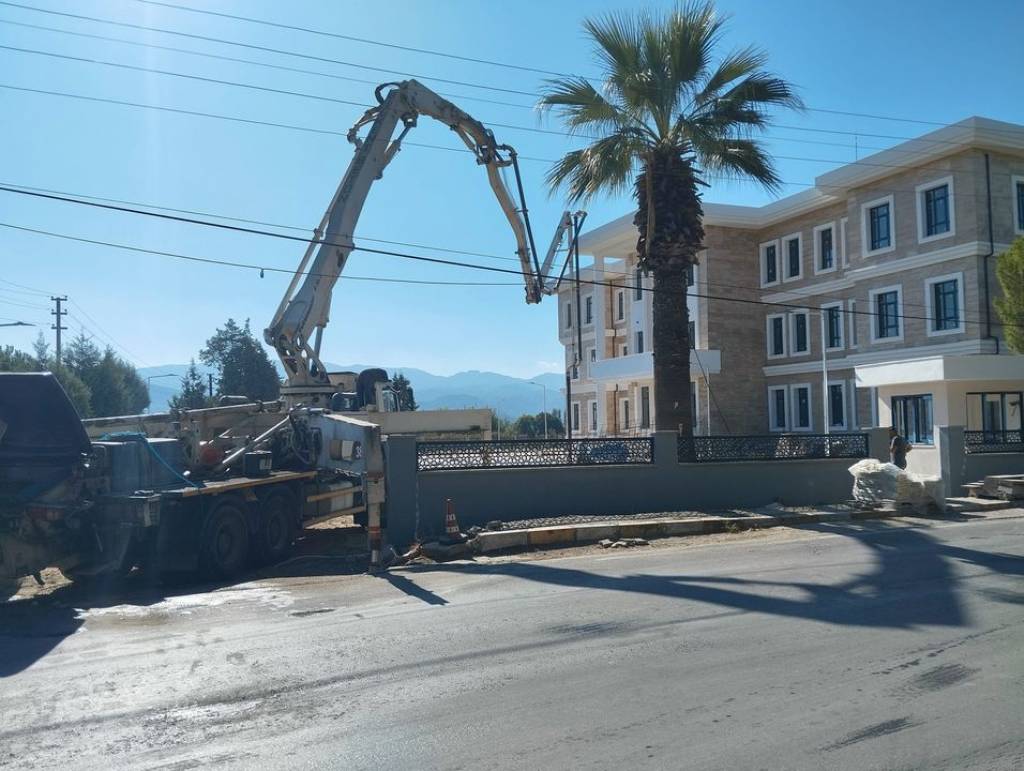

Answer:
[936,425,1024,497]
[384,429,889,547]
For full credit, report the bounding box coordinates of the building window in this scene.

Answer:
[688,320,696,349]
[923,183,950,236]
[861,195,895,255]
[869,203,891,251]
[621,345,629,357]
[784,234,802,280]
[760,241,779,286]
[640,386,650,428]
[966,392,1024,432]
[1016,178,1024,233]
[588,347,596,363]
[584,296,593,324]
[565,302,572,329]
[815,224,834,272]
[791,311,809,354]
[768,386,788,431]
[621,399,630,430]
[792,384,812,430]
[571,364,579,380]
[823,302,844,350]
[828,382,847,430]
[929,275,962,333]
[636,330,644,354]
[691,388,698,430]
[590,400,598,432]
[617,290,624,320]
[892,394,934,445]
[767,314,786,357]
[870,285,902,341]
[634,268,643,300]
[571,402,580,431]
[685,264,695,287]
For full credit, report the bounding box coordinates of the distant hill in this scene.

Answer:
[139,363,564,418]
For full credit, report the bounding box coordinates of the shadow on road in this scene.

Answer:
[409,519,1024,631]
[0,524,369,678]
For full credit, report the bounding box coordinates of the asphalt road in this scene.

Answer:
[1,515,1023,770]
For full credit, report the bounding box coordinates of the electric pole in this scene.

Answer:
[50,296,68,365]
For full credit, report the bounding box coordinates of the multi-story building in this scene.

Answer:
[560,117,1024,474]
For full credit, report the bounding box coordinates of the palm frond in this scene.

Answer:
[537,76,631,136]
[694,45,767,105]
[545,132,645,203]
[687,135,781,192]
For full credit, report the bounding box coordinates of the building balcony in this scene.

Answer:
[589,349,722,382]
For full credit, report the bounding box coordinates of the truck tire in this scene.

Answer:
[255,490,297,566]
[199,499,250,579]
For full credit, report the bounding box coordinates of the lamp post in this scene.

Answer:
[0,321,34,327]
[146,373,176,412]
[529,381,548,439]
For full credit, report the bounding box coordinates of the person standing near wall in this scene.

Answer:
[889,426,912,469]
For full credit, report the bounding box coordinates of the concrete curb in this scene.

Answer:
[470,509,880,554]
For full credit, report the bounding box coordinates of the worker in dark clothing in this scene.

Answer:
[889,426,911,469]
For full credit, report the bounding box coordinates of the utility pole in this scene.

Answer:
[50,296,67,365]
[208,372,215,400]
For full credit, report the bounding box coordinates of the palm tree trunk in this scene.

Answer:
[634,153,704,439]
[652,264,692,434]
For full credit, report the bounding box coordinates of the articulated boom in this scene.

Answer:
[264,79,579,405]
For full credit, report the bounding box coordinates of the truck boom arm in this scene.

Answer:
[264,80,574,397]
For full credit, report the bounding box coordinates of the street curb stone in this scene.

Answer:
[470,509,887,554]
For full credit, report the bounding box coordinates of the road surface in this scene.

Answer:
[2,515,1022,769]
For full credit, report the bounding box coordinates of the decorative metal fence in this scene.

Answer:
[677,433,870,463]
[964,430,1024,454]
[417,437,654,471]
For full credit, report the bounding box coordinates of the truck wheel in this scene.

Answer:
[256,490,297,566]
[200,500,250,579]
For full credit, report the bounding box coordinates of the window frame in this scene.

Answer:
[827,380,848,431]
[760,239,780,288]
[847,299,858,348]
[782,232,803,282]
[635,330,644,355]
[813,222,837,275]
[892,393,934,445]
[790,383,813,432]
[860,194,896,257]
[571,402,580,431]
[840,217,849,267]
[584,295,594,325]
[789,310,811,357]
[766,313,787,359]
[924,271,966,336]
[869,283,904,343]
[588,399,598,433]
[640,385,651,429]
[564,300,572,329]
[587,346,596,364]
[616,290,625,321]
[1013,175,1024,236]
[634,268,644,301]
[821,301,845,351]
[768,385,789,432]
[619,397,631,432]
[915,176,955,243]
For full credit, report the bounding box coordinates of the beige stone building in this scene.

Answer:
[560,116,1024,473]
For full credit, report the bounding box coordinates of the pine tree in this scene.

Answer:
[200,318,280,400]
[391,372,418,411]
[169,359,212,410]
[996,238,1024,354]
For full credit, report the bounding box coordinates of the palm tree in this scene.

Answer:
[540,2,801,436]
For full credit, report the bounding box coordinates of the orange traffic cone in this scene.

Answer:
[444,498,462,540]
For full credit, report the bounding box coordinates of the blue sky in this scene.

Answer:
[1,0,1022,377]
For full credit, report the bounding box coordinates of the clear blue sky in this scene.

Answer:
[1,0,1022,377]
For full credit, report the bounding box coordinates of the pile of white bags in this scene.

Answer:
[848,458,945,513]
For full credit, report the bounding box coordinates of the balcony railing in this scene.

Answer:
[417,438,654,471]
[964,429,1024,454]
[677,433,869,463]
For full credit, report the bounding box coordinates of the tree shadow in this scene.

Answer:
[404,520,1024,631]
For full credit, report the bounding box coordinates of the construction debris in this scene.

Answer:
[598,537,649,549]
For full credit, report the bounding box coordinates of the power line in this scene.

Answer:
[133,0,573,78]
[6,0,1022,141]
[1,179,995,318]
[0,219,1015,334]
[0,18,536,111]
[0,1,537,97]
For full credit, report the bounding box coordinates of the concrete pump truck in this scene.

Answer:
[0,80,583,583]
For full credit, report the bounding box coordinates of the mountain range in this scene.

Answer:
[139,363,565,419]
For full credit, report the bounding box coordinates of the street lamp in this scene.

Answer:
[529,381,548,439]
[146,373,176,412]
[0,320,34,327]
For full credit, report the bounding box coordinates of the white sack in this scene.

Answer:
[849,458,945,513]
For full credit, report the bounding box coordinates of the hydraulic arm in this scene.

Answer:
[264,79,578,404]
